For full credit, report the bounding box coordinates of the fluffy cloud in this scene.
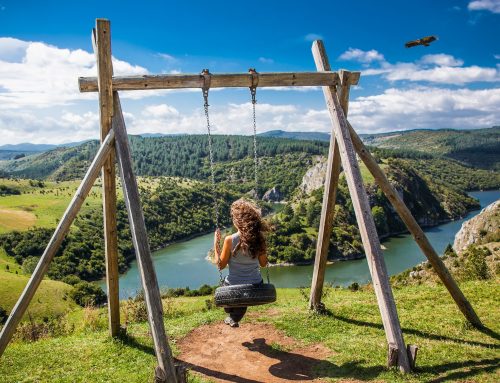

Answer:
[0,109,99,144]
[0,37,148,109]
[468,0,500,13]
[349,87,500,132]
[339,48,385,64]
[360,51,499,84]
[419,54,464,67]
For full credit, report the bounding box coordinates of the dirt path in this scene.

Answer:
[177,321,334,383]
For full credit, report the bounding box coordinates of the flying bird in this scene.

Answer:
[405,35,438,48]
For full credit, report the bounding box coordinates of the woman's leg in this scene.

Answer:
[229,307,247,322]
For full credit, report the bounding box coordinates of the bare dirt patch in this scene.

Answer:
[177,322,335,383]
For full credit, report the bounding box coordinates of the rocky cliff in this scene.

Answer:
[453,200,500,255]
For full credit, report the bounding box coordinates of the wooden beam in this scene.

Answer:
[112,92,178,383]
[94,19,120,337]
[347,122,483,328]
[312,40,411,373]
[78,71,349,92]
[309,58,347,310]
[0,130,115,358]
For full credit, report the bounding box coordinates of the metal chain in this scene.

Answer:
[249,69,270,284]
[201,69,223,284]
[251,87,258,198]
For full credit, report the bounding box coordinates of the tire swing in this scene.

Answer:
[201,68,277,308]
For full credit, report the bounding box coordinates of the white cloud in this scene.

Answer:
[468,0,500,13]
[143,104,179,118]
[494,54,500,59]
[339,48,385,63]
[0,109,99,144]
[419,54,464,67]
[157,53,177,62]
[349,87,500,132]
[0,37,148,109]
[304,33,323,42]
[361,51,499,84]
[258,57,274,64]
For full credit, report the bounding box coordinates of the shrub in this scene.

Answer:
[70,282,107,307]
[123,298,148,323]
[22,256,40,275]
[61,274,82,286]
[0,305,7,325]
[462,245,490,281]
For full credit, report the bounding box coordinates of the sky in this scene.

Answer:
[0,0,499,145]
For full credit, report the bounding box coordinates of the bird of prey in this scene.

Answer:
[405,35,437,48]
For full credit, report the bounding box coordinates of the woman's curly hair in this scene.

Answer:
[231,199,269,258]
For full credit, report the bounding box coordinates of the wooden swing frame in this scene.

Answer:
[0,18,482,382]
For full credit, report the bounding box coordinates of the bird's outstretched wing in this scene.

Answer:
[405,35,437,48]
[405,40,420,48]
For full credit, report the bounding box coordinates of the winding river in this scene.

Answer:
[100,190,499,299]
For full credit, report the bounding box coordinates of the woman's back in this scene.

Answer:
[226,232,262,285]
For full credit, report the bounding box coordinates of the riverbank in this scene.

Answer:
[99,190,498,298]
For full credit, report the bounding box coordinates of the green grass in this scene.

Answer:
[0,248,76,320]
[0,179,103,234]
[1,281,498,382]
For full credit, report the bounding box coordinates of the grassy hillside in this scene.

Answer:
[0,281,498,382]
[363,127,500,170]
[0,248,75,320]
[0,179,103,234]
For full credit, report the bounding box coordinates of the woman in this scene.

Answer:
[213,199,269,327]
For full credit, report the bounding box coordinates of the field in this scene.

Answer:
[0,280,498,382]
[0,248,76,320]
[0,179,104,234]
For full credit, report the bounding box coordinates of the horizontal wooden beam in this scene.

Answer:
[78,71,358,92]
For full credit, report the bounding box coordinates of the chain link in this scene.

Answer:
[251,87,258,198]
[249,69,270,283]
[202,70,224,284]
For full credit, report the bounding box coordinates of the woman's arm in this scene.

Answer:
[214,231,232,270]
[258,251,268,268]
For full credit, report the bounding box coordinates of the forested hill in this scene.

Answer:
[0,135,327,185]
[260,127,500,170]
[361,126,500,170]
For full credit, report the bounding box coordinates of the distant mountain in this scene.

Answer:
[259,130,330,142]
[0,143,58,152]
[0,140,92,161]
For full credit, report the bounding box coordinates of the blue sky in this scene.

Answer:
[0,0,499,144]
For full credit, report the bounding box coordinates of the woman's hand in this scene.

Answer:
[214,229,221,254]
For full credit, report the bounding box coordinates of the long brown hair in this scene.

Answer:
[231,199,268,258]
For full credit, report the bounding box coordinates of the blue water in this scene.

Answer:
[101,190,499,298]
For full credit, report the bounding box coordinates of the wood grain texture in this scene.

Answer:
[312,40,411,372]
[94,19,120,337]
[347,122,482,327]
[0,130,115,358]
[112,93,178,383]
[79,72,343,92]
[308,52,345,310]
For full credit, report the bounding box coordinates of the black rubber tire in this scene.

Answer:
[214,283,277,308]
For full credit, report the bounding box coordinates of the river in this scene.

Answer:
[101,190,499,299]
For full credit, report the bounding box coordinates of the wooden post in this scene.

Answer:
[309,59,343,310]
[309,66,360,310]
[112,93,178,383]
[94,19,120,337]
[347,122,482,327]
[312,40,411,372]
[0,131,116,357]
